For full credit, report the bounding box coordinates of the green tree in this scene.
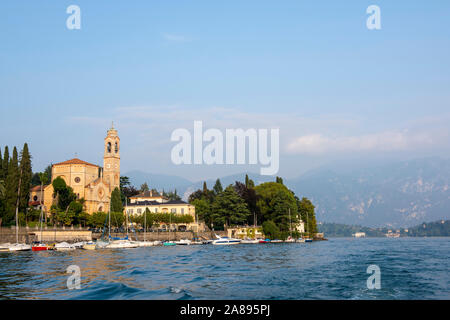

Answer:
[0,179,5,198]
[1,146,8,181]
[140,182,149,193]
[19,143,32,212]
[213,179,223,195]
[44,164,52,182]
[110,187,123,213]
[275,176,284,185]
[262,220,281,240]
[52,177,76,210]
[191,198,211,227]
[211,185,250,228]
[88,212,108,228]
[4,146,19,224]
[254,182,298,232]
[297,197,318,237]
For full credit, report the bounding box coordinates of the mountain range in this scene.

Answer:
[124,157,450,228]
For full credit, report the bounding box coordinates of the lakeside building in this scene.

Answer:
[28,125,122,215]
[227,226,264,239]
[352,232,366,238]
[125,199,205,232]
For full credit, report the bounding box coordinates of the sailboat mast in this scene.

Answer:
[289,208,292,237]
[40,181,44,242]
[108,199,111,240]
[15,167,23,244]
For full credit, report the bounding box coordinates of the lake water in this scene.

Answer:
[0,238,449,300]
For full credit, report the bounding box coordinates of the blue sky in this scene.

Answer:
[1,1,449,181]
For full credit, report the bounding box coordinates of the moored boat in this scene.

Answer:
[0,243,11,252]
[137,241,154,247]
[175,239,192,245]
[54,242,76,251]
[271,239,283,243]
[106,239,139,249]
[163,241,176,246]
[9,243,32,251]
[82,241,96,250]
[32,241,49,251]
[212,235,241,245]
[241,239,259,244]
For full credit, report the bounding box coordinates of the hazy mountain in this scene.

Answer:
[288,157,450,228]
[124,170,193,192]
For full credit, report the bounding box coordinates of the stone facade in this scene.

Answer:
[29,125,121,215]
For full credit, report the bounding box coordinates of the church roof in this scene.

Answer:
[53,158,99,167]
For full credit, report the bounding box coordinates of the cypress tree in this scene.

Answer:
[2,146,9,181]
[213,179,223,195]
[19,143,32,212]
[4,147,19,223]
[0,148,2,180]
[110,187,123,213]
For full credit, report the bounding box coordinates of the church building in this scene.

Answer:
[29,125,121,215]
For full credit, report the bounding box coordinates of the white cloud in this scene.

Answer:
[286,129,448,155]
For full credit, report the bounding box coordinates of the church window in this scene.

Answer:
[98,206,103,212]
[74,177,81,183]
[107,142,112,153]
[33,196,38,201]
[115,142,118,153]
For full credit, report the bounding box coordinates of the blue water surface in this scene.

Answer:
[0,238,448,300]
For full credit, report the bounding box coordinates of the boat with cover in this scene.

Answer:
[163,240,176,246]
[106,238,139,249]
[54,242,76,251]
[175,239,192,245]
[212,235,241,245]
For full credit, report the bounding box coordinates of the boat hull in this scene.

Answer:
[32,246,49,251]
[9,244,32,251]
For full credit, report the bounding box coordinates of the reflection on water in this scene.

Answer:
[0,238,449,300]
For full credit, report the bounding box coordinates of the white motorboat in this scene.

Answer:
[0,243,11,252]
[152,240,163,246]
[212,235,241,245]
[54,242,76,251]
[175,239,192,245]
[271,239,283,243]
[95,240,109,248]
[9,243,32,251]
[105,239,139,249]
[72,242,86,249]
[296,238,306,243]
[82,241,97,250]
[241,239,259,244]
[137,241,154,247]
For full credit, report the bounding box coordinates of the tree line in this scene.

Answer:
[0,144,32,227]
[188,175,318,239]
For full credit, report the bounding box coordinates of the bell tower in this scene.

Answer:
[103,122,120,191]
